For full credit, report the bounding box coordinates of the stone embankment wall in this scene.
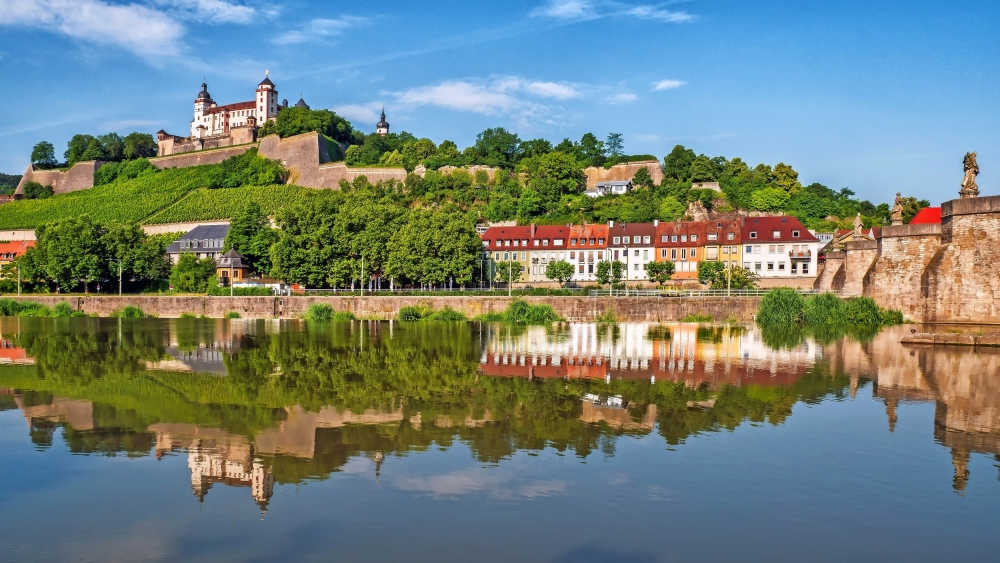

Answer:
[150,144,256,169]
[8,295,762,322]
[15,161,104,196]
[583,161,664,191]
[921,196,1000,323]
[863,223,941,319]
[259,132,409,188]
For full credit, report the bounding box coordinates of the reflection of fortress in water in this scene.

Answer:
[480,323,821,388]
[4,320,1000,505]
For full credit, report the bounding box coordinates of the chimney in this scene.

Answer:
[531,223,536,238]
[653,219,659,227]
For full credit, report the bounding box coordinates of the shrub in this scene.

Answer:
[111,305,148,318]
[756,288,806,326]
[224,311,241,319]
[51,302,85,317]
[179,312,197,319]
[397,305,430,321]
[681,313,714,323]
[425,306,467,321]
[476,299,562,324]
[304,303,335,321]
[331,311,356,321]
[595,309,618,323]
[802,292,844,325]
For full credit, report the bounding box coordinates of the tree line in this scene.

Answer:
[30,132,157,170]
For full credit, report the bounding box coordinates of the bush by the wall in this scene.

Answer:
[475,299,562,324]
[758,289,903,327]
[110,305,150,318]
[756,288,806,326]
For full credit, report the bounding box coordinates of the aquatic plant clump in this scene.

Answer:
[476,299,562,325]
[757,289,903,327]
[303,303,355,321]
[110,305,151,318]
[0,299,86,317]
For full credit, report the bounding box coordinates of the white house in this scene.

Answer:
[740,216,819,279]
[586,180,632,198]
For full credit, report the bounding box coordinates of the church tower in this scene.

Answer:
[191,82,215,138]
[376,107,389,136]
[255,71,279,125]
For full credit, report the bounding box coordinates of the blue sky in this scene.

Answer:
[1,0,997,205]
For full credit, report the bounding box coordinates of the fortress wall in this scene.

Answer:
[259,133,409,189]
[430,165,501,181]
[15,161,103,196]
[583,161,664,191]
[150,144,255,169]
[840,240,878,296]
[922,195,1000,323]
[815,250,844,290]
[863,223,941,320]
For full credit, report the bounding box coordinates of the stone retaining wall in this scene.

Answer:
[150,144,256,169]
[583,161,664,191]
[864,223,941,319]
[7,295,762,322]
[15,161,104,196]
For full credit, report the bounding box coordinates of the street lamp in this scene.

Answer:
[111,258,123,296]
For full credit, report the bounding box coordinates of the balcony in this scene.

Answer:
[789,250,812,260]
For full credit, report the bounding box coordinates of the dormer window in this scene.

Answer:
[623,236,630,244]
[613,237,621,245]
[792,230,800,238]
[691,234,698,242]
[727,233,735,240]
[749,231,758,239]
[773,230,781,239]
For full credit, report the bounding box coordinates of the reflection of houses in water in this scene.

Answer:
[13,392,94,431]
[865,329,1000,492]
[479,323,821,389]
[0,339,32,365]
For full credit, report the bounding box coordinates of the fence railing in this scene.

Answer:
[587,289,846,298]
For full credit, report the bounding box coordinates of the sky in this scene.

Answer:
[0,0,998,205]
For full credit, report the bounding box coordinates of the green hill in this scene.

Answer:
[144,184,315,224]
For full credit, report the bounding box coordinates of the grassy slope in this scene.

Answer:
[0,167,210,230]
[143,184,315,224]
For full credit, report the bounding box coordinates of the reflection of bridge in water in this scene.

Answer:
[480,323,821,389]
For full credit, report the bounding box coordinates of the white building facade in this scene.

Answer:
[191,74,280,139]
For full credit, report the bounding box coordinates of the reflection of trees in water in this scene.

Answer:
[0,319,859,482]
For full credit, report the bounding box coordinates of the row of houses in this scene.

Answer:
[479,216,821,284]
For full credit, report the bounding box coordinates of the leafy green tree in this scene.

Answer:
[65,134,97,165]
[724,266,760,290]
[123,132,157,159]
[521,138,552,159]
[80,138,106,162]
[545,260,575,286]
[271,192,345,287]
[386,209,480,288]
[658,196,686,221]
[595,260,625,288]
[578,133,606,167]
[632,167,654,189]
[492,261,523,285]
[169,253,217,293]
[902,197,931,224]
[697,261,726,285]
[689,155,720,182]
[31,142,57,169]
[772,163,802,192]
[224,202,279,275]
[35,215,103,292]
[662,145,695,181]
[258,107,355,144]
[519,151,585,205]
[470,127,522,167]
[750,187,790,212]
[100,221,171,287]
[516,188,545,221]
[645,261,675,285]
[605,133,624,158]
[22,181,54,200]
[98,133,124,161]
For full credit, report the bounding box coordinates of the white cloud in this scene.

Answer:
[393,469,567,499]
[272,15,368,45]
[395,80,518,114]
[652,79,685,91]
[606,93,637,104]
[524,81,581,100]
[0,0,185,59]
[531,1,693,23]
[152,0,257,24]
[333,103,382,124]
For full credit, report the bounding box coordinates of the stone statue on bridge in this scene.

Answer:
[853,213,863,239]
[891,192,905,225]
[960,152,979,199]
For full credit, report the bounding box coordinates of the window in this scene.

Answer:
[769,245,776,254]
[691,234,698,242]
[598,238,605,245]
[745,245,753,254]
[643,249,648,260]
[542,239,549,246]
[707,233,718,241]
[778,262,785,270]
[680,235,687,243]
[767,262,774,270]
[671,235,678,242]
[495,253,500,261]
[570,251,576,260]
[614,250,620,260]
[691,248,697,259]
[755,262,762,270]
[521,252,527,260]
[754,245,762,254]
[749,231,757,239]
[623,236,630,244]
[571,238,578,245]
[513,240,519,247]
[671,249,677,260]
[634,263,639,271]
[661,249,667,258]
[791,263,798,274]
[778,245,784,253]
[589,238,596,245]
[504,252,510,260]
[661,235,668,243]
[643,236,650,244]
[598,251,604,260]
[792,230,800,238]
[634,249,639,257]
[706,247,719,260]
[727,233,735,240]
[579,264,584,273]
[773,230,781,239]
[554,239,564,246]
[613,237,621,245]
[559,252,565,260]
[522,240,528,246]
[681,249,687,260]
[803,264,810,274]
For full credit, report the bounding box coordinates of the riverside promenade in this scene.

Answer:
[4,295,763,322]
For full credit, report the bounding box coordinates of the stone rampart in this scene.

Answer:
[15,161,104,196]
[921,195,1000,323]
[583,161,664,191]
[258,132,409,189]
[841,240,878,296]
[150,144,256,169]
[7,295,762,322]
[864,223,941,319]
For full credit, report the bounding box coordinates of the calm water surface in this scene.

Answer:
[0,318,998,562]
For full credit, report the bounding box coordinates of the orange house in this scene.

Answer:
[568,223,609,282]
[0,241,34,267]
[655,222,708,280]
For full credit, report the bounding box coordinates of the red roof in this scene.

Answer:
[741,216,818,243]
[0,240,34,260]
[205,101,256,115]
[909,207,941,225]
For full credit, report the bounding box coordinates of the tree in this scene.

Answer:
[632,167,654,189]
[386,209,481,288]
[698,261,758,289]
[750,187,790,212]
[645,261,675,286]
[493,260,523,285]
[519,151,586,206]
[122,132,157,159]
[258,107,355,144]
[169,253,217,293]
[65,134,97,165]
[545,261,575,286]
[100,221,171,287]
[35,215,103,292]
[270,192,345,288]
[98,133,124,161]
[605,133,624,158]
[521,138,552,159]
[225,202,279,274]
[595,260,625,288]
[697,261,726,286]
[31,142,57,169]
[658,196,686,221]
[22,181,53,200]
[689,155,719,182]
[662,145,695,181]
[772,162,802,192]
[471,127,522,167]
[80,138,106,162]
[578,133,606,167]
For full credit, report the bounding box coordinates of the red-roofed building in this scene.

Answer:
[0,241,33,266]
[481,225,532,284]
[569,223,609,282]
[741,216,819,278]
[528,224,571,282]
[909,207,942,225]
[654,221,709,279]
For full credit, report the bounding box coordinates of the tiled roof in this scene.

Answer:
[205,101,256,115]
[909,207,942,225]
[740,216,818,243]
